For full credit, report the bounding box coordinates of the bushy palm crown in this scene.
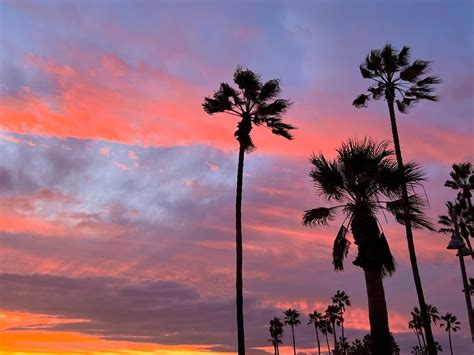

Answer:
[325,305,342,326]
[268,317,284,345]
[353,44,441,112]
[332,290,351,312]
[445,163,473,204]
[284,308,301,326]
[203,66,295,152]
[440,313,461,333]
[303,138,433,275]
[308,311,325,328]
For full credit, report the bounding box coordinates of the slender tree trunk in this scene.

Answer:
[291,324,297,355]
[341,319,345,355]
[325,333,331,355]
[364,269,391,354]
[332,322,337,354]
[458,253,474,343]
[235,145,245,355]
[421,329,427,351]
[386,95,436,354]
[448,329,453,355]
[414,329,422,349]
[315,326,321,355]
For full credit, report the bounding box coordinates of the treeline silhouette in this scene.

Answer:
[202,44,473,355]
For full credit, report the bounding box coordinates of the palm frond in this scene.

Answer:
[309,154,344,200]
[303,207,336,226]
[333,225,351,271]
[352,94,369,108]
[397,46,411,67]
[264,117,296,140]
[386,194,434,230]
[379,233,396,277]
[233,66,262,101]
[259,79,281,102]
[400,60,430,82]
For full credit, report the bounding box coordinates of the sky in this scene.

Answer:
[0,0,473,354]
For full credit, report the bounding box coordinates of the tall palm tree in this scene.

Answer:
[308,311,324,355]
[320,315,333,354]
[440,312,461,355]
[284,308,301,355]
[332,290,351,341]
[203,67,295,354]
[303,138,433,354]
[268,317,284,355]
[325,304,342,352]
[353,44,440,355]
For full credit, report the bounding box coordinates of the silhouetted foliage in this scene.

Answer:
[440,312,461,355]
[353,44,440,354]
[268,317,284,355]
[284,308,301,355]
[308,311,325,355]
[203,67,295,355]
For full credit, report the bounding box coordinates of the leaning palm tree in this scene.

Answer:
[284,308,301,355]
[308,310,325,355]
[440,312,461,355]
[268,317,284,355]
[203,67,295,354]
[303,138,433,354]
[353,44,440,354]
[325,304,341,352]
[332,290,351,342]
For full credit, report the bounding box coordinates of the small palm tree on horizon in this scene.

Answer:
[304,138,433,354]
[332,290,351,346]
[284,308,301,355]
[440,312,461,355]
[203,67,295,355]
[268,317,284,355]
[308,310,325,355]
[353,43,440,355]
[325,304,342,352]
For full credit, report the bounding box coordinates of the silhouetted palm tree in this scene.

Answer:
[445,163,473,210]
[440,312,461,355]
[353,44,440,355]
[411,307,427,349]
[203,67,295,354]
[304,138,433,354]
[325,304,342,352]
[284,308,301,355]
[332,290,351,342]
[268,317,284,355]
[426,304,440,325]
[409,311,424,349]
[439,201,473,254]
[320,315,333,354]
[308,311,325,355]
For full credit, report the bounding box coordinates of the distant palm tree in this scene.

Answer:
[440,313,461,355]
[353,44,440,355]
[308,311,325,355]
[268,317,284,355]
[325,304,342,352]
[320,315,333,354]
[332,290,351,342]
[426,304,440,325]
[438,201,473,254]
[284,308,301,355]
[203,67,295,355]
[410,307,427,349]
[304,138,433,354]
[409,312,424,349]
[445,163,473,210]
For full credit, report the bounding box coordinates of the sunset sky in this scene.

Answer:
[0,0,473,354]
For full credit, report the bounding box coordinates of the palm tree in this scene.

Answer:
[268,317,284,355]
[332,290,351,342]
[320,316,334,354]
[303,138,433,354]
[308,311,325,355]
[284,308,301,355]
[440,313,461,355]
[353,44,440,355]
[439,201,473,255]
[203,67,295,354]
[410,307,427,349]
[408,312,424,349]
[325,304,342,352]
[445,163,473,210]
[426,304,440,325]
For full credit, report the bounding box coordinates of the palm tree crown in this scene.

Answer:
[203,66,296,152]
[303,138,432,275]
[284,308,301,326]
[440,313,461,333]
[353,44,441,112]
[268,317,284,354]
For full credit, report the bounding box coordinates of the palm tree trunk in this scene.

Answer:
[332,322,337,353]
[414,329,422,349]
[315,326,321,355]
[386,95,436,355]
[325,332,331,355]
[235,144,245,355]
[341,319,345,354]
[364,269,391,354]
[457,253,474,343]
[291,324,297,355]
[448,329,453,355]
